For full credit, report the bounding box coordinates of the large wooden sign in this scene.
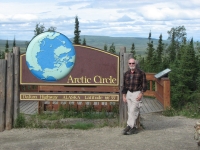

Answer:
[20,45,119,86]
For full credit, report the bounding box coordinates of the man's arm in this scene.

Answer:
[122,72,128,102]
[137,71,147,101]
[141,72,147,93]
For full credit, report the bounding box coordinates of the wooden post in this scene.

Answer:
[13,47,20,125]
[163,78,170,109]
[5,52,14,130]
[119,47,125,126]
[0,60,6,132]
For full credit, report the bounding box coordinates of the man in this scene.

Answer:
[122,58,147,135]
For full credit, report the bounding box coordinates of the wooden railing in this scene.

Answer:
[145,73,170,109]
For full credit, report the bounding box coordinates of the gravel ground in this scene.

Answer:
[0,112,199,150]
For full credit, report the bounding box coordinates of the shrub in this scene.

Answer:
[14,113,26,128]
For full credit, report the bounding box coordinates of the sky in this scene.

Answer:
[1,0,200,41]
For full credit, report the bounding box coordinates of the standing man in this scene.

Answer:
[122,58,147,135]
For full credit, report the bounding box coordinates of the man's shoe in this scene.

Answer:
[122,126,131,135]
[126,127,137,135]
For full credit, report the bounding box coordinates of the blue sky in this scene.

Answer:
[1,0,200,41]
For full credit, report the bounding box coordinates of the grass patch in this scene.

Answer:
[14,113,26,128]
[66,122,94,130]
[162,106,177,117]
[58,105,118,119]
[14,104,119,129]
[162,102,200,118]
[33,112,62,121]
[178,102,200,118]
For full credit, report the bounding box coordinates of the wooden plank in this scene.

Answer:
[146,73,156,81]
[150,80,152,91]
[5,53,14,130]
[74,102,77,110]
[153,99,163,110]
[20,101,38,114]
[107,102,110,112]
[39,85,119,92]
[13,47,20,124]
[148,98,160,111]
[58,101,61,110]
[148,99,163,112]
[141,97,164,114]
[38,101,44,114]
[20,85,38,92]
[163,79,170,108]
[141,99,148,113]
[0,60,6,132]
[142,98,153,113]
[144,90,155,97]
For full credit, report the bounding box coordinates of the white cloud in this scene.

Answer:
[12,14,38,21]
[117,15,134,22]
[0,0,200,41]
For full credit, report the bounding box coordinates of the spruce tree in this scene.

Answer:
[169,58,187,108]
[1,51,5,59]
[178,44,194,104]
[167,26,187,63]
[188,38,198,91]
[130,43,136,59]
[195,41,200,92]
[146,32,154,63]
[145,31,155,72]
[137,56,145,70]
[5,40,9,53]
[13,36,16,47]
[73,16,81,44]
[155,34,164,72]
[157,34,164,63]
[82,37,86,45]
[167,31,176,62]
[104,44,107,51]
[109,43,116,54]
[170,40,197,108]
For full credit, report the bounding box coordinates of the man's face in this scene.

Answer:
[128,59,136,70]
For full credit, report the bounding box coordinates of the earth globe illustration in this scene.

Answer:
[26,31,76,82]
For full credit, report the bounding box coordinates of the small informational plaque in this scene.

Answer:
[154,68,171,79]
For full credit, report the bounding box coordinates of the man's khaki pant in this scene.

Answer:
[126,91,142,128]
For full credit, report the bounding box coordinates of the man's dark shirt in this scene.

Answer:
[122,68,147,94]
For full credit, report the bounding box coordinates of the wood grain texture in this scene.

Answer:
[0,60,6,132]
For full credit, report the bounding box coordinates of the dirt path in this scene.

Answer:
[0,113,199,150]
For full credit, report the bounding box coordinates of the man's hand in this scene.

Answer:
[136,92,143,101]
[123,94,127,103]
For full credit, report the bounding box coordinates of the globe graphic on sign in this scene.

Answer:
[26,31,76,82]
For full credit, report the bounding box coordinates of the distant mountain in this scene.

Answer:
[77,35,170,55]
[0,35,170,55]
